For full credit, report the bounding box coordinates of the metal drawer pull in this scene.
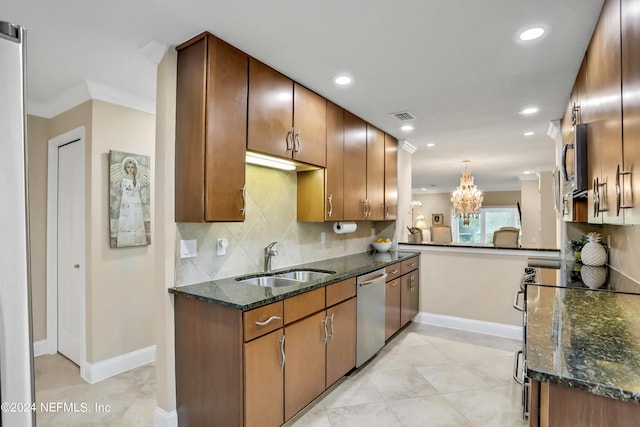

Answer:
[513,290,524,312]
[279,335,285,369]
[616,164,633,216]
[359,273,388,286]
[390,269,400,274]
[388,280,399,287]
[327,193,333,217]
[513,350,523,385]
[255,315,281,326]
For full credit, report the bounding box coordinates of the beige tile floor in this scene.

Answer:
[34,323,526,427]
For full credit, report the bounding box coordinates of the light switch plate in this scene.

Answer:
[180,240,197,259]
[217,238,229,256]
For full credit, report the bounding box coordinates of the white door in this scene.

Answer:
[57,140,83,365]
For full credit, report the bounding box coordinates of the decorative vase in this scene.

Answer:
[580,265,607,289]
[580,232,607,266]
[407,233,420,244]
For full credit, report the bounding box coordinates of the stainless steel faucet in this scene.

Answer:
[264,241,279,272]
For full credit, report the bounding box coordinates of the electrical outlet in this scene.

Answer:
[180,240,197,258]
[320,231,326,244]
[217,238,229,256]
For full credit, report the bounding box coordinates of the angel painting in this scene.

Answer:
[109,151,151,248]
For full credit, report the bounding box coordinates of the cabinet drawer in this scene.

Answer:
[385,262,402,281]
[284,288,325,325]
[244,301,284,342]
[326,278,356,307]
[401,257,419,274]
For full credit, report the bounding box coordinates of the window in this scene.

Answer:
[451,207,521,244]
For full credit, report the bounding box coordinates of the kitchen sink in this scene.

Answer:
[274,270,334,281]
[235,269,335,287]
[236,276,304,287]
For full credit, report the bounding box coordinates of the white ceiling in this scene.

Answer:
[5,0,604,193]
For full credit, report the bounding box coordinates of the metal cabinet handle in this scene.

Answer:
[513,350,523,385]
[240,186,247,216]
[294,130,301,153]
[385,202,389,218]
[593,177,607,217]
[388,280,399,287]
[363,199,370,217]
[327,193,333,217]
[390,269,400,274]
[279,335,285,369]
[513,290,524,312]
[286,128,294,151]
[322,316,329,344]
[616,164,633,216]
[410,274,416,292]
[328,313,335,341]
[255,315,281,326]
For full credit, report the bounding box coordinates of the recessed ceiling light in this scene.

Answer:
[334,75,352,86]
[400,124,415,132]
[421,187,427,191]
[524,131,534,136]
[426,143,435,147]
[520,107,539,115]
[520,27,545,41]
[523,170,532,174]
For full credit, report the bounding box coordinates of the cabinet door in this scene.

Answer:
[587,0,623,224]
[245,329,284,427]
[343,111,368,220]
[326,101,344,220]
[401,270,419,327]
[248,58,294,159]
[175,34,248,222]
[384,134,398,220]
[284,311,327,420]
[293,83,326,167]
[367,125,386,220]
[326,298,356,387]
[621,0,640,224]
[385,278,401,340]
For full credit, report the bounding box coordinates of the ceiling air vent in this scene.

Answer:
[390,111,416,121]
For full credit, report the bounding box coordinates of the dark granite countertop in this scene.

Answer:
[526,281,640,404]
[400,241,560,252]
[169,250,419,311]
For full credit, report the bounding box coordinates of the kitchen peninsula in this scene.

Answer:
[400,242,560,338]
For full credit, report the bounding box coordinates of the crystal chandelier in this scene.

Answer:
[451,161,483,226]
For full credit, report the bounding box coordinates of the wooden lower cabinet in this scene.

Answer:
[385,278,401,340]
[326,297,356,387]
[530,380,640,427]
[284,311,327,420]
[244,329,284,427]
[400,270,419,327]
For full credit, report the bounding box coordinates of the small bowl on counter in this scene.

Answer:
[372,241,392,252]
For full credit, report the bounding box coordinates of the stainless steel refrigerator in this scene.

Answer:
[0,20,35,427]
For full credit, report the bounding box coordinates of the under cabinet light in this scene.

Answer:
[246,152,296,171]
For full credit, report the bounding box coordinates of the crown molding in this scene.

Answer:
[27,80,155,118]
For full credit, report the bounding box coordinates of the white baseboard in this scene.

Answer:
[33,339,48,357]
[154,407,178,427]
[414,312,523,340]
[84,345,156,384]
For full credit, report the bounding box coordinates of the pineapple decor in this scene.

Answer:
[580,232,607,267]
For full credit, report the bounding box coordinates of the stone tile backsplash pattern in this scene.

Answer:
[175,165,393,286]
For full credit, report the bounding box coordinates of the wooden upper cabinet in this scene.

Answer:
[175,33,248,222]
[293,83,327,166]
[586,0,623,225]
[367,125,386,220]
[325,101,345,220]
[248,58,294,160]
[248,59,326,167]
[621,0,640,225]
[384,134,398,220]
[343,112,368,220]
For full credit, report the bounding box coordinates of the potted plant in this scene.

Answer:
[568,235,588,261]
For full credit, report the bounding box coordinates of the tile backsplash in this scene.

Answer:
[175,164,395,286]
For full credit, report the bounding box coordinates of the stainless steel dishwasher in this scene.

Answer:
[356,268,387,367]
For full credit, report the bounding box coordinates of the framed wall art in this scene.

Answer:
[432,213,444,225]
[109,150,151,248]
